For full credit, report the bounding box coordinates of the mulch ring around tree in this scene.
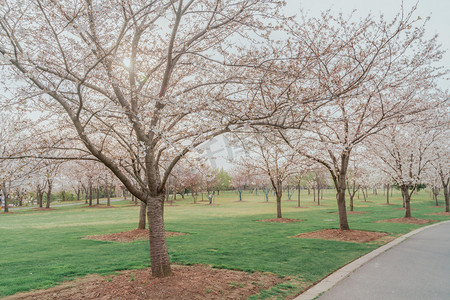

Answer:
[32,208,57,211]
[4,264,288,300]
[84,229,189,243]
[81,204,116,209]
[257,218,304,223]
[426,212,450,216]
[292,229,388,243]
[376,217,436,225]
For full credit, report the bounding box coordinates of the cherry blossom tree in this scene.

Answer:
[236,131,298,218]
[278,7,446,230]
[371,123,439,218]
[0,0,289,276]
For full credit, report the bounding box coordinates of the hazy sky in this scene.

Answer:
[286,0,450,70]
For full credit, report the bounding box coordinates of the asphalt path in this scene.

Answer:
[318,221,450,300]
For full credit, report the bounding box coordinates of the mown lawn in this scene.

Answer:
[1,189,449,298]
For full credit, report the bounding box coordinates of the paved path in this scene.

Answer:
[315,221,450,300]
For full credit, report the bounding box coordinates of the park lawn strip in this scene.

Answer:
[1,189,449,298]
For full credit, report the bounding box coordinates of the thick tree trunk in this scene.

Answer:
[138,201,147,229]
[335,150,350,230]
[3,193,8,213]
[276,192,282,218]
[147,195,172,277]
[401,185,412,218]
[46,183,52,209]
[76,189,80,201]
[96,188,100,205]
[336,187,350,230]
[297,184,301,208]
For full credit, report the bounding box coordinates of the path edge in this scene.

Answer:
[294,220,450,300]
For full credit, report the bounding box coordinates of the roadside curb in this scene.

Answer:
[294,220,450,300]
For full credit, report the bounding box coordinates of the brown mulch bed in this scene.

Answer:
[376,217,436,225]
[394,208,418,211]
[5,264,287,300]
[84,229,188,243]
[258,218,304,223]
[426,212,450,216]
[293,229,388,243]
[81,204,116,209]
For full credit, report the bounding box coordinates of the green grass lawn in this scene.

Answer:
[1,189,449,298]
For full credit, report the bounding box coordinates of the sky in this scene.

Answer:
[207,0,450,171]
[287,0,450,72]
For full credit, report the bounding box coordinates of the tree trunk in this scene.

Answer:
[276,191,282,218]
[96,188,100,205]
[444,186,449,213]
[138,201,147,229]
[401,185,412,218]
[4,194,8,213]
[336,186,350,230]
[147,195,172,277]
[89,185,93,206]
[46,181,52,209]
[238,189,242,201]
[275,182,283,218]
[313,187,316,202]
[297,184,301,208]
[442,181,449,213]
[76,189,80,201]
[349,194,354,211]
[62,190,66,202]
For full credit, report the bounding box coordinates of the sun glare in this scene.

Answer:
[123,58,131,68]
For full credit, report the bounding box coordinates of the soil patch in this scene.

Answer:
[32,208,56,211]
[81,205,116,209]
[293,229,388,243]
[84,229,188,243]
[376,217,436,225]
[5,264,287,300]
[426,212,450,216]
[258,218,304,223]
